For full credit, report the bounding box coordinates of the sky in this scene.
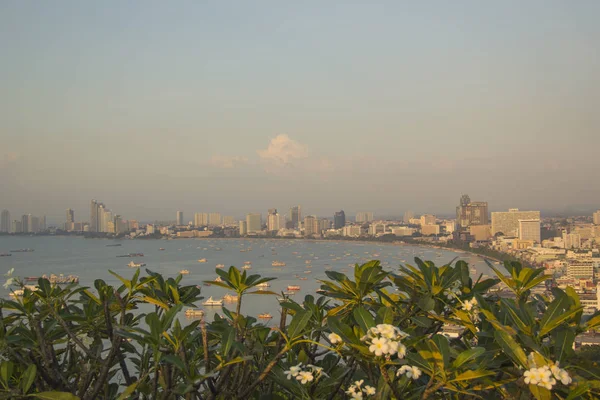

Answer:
[0,1,598,224]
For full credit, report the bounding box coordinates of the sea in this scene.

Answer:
[0,236,496,326]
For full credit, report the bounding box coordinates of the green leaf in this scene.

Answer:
[432,335,450,368]
[117,380,141,400]
[539,307,583,337]
[287,310,311,339]
[565,382,590,400]
[221,327,235,357]
[21,364,36,394]
[554,328,575,363]
[417,294,435,312]
[449,369,495,382]
[353,306,375,334]
[109,270,131,292]
[28,393,81,400]
[452,347,485,369]
[142,296,169,310]
[0,362,13,388]
[162,354,187,371]
[376,306,393,324]
[529,384,552,400]
[494,330,528,368]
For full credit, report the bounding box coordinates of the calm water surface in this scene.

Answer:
[0,237,495,325]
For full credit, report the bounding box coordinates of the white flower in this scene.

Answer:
[397,365,421,380]
[307,364,324,377]
[387,340,399,355]
[396,343,407,359]
[550,363,572,385]
[345,385,358,395]
[296,371,314,384]
[363,385,376,396]
[369,337,389,356]
[524,368,539,385]
[3,277,14,289]
[284,364,301,380]
[5,268,14,277]
[350,392,363,400]
[463,298,477,311]
[527,352,537,369]
[76,334,94,348]
[354,379,363,388]
[376,324,395,339]
[328,332,342,344]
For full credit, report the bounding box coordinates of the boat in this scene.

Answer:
[216,264,225,269]
[470,268,477,274]
[304,270,312,274]
[287,285,301,291]
[185,309,205,317]
[41,274,79,284]
[257,282,271,288]
[214,276,223,283]
[202,296,223,306]
[272,261,286,267]
[106,244,122,247]
[258,313,272,319]
[10,249,34,253]
[128,261,146,268]
[0,253,11,257]
[283,291,296,295]
[299,277,308,281]
[159,248,165,251]
[305,260,312,264]
[223,294,239,302]
[117,253,144,258]
[198,258,207,263]
[180,269,190,275]
[242,265,252,270]
[243,261,252,265]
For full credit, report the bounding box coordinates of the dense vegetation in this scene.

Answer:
[0,259,599,399]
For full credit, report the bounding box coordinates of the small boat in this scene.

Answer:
[202,296,223,306]
[216,264,225,269]
[304,270,312,274]
[0,253,11,257]
[258,313,272,319]
[24,277,37,282]
[299,277,308,281]
[470,268,477,274]
[242,265,252,270]
[128,261,146,268]
[305,260,312,264]
[223,294,239,302]
[117,253,144,258]
[106,244,122,247]
[244,261,252,265]
[185,309,205,317]
[316,289,326,294]
[257,282,271,288]
[283,291,296,295]
[214,276,223,283]
[159,248,165,251]
[287,285,301,291]
[198,258,207,263]
[180,269,190,275]
[10,249,34,253]
[272,261,286,267]
[42,274,79,284]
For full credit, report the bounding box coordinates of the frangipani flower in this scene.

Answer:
[284,364,302,380]
[328,332,342,344]
[397,365,422,380]
[296,371,314,384]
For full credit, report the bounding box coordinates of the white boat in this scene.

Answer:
[214,276,223,283]
[257,282,271,288]
[305,260,312,264]
[242,265,252,270]
[198,258,207,263]
[223,294,239,302]
[216,264,225,269]
[258,313,272,319]
[287,285,301,291]
[180,269,190,275]
[185,309,205,317]
[272,261,286,267]
[128,261,146,268]
[470,268,477,274]
[202,296,223,306]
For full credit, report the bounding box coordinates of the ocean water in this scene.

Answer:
[0,236,495,325]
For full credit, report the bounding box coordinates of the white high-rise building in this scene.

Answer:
[194,213,209,227]
[0,210,10,233]
[66,209,75,231]
[518,219,541,243]
[355,212,374,223]
[239,220,247,235]
[492,209,541,237]
[176,211,183,226]
[304,216,317,236]
[594,210,600,225]
[246,213,262,233]
[209,213,222,226]
[222,216,235,226]
[420,214,436,226]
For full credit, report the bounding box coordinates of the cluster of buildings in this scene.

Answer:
[0,209,47,234]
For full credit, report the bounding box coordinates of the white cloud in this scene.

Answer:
[207,155,248,169]
[257,134,309,168]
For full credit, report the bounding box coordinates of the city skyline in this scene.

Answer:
[1,2,599,220]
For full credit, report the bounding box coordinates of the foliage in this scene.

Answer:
[1,259,599,399]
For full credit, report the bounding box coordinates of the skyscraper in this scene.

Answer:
[246,213,262,233]
[239,220,247,236]
[11,220,22,233]
[456,195,488,230]
[267,209,280,232]
[334,210,346,229]
[289,206,301,229]
[194,213,209,226]
[420,214,436,226]
[21,214,31,233]
[594,210,600,225]
[304,216,317,236]
[176,211,183,226]
[65,209,75,231]
[0,210,10,233]
[355,212,374,223]
[403,211,414,224]
[209,213,222,226]
[222,216,235,226]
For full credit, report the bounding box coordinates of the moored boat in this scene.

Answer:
[180,269,190,275]
[271,261,286,267]
[287,285,301,291]
[216,264,225,269]
[197,258,207,263]
[256,282,270,288]
[0,253,11,257]
[128,261,146,268]
[202,296,223,306]
[185,309,205,317]
[258,313,272,319]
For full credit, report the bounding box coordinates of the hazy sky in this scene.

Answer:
[1,1,598,223]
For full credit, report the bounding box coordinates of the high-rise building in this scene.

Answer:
[403,211,414,224]
[90,200,99,232]
[11,220,22,233]
[0,210,10,233]
[209,213,222,226]
[594,210,600,225]
[289,206,302,229]
[420,214,436,226]
[491,209,541,237]
[456,195,488,230]
[334,210,346,229]
[563,232,581,249]
[355,212,374,223]
[246,213,262,233]
[304,216,317,236]
[239,220,247,236]
[222,216,235,226]
[518,219,541,243]
[65,209,75,231]
[21,214,31,233]
[31,216,39,233]
[194,213,209,227]
[176,211,183,226]
[369,223,386,236]
[267,209,281,232]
